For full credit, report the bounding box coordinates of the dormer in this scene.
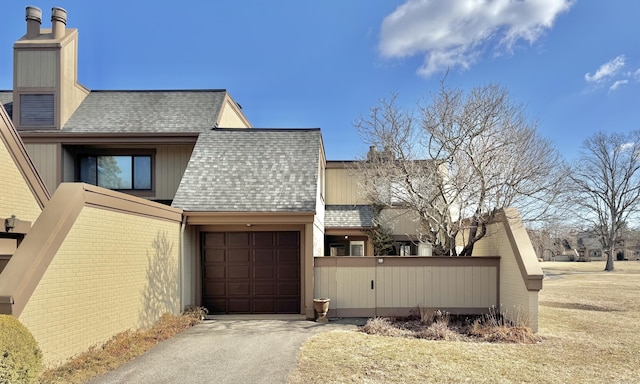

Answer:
[13,6,89,130]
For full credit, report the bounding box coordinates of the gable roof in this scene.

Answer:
[325,205,374,228]
[172,128,322,212]
[0,90,227,133]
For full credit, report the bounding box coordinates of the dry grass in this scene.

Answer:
[289,261,640,384]
[38,307,206,384]
[363,306,541,344]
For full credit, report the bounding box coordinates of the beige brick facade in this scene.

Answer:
[472,209,543,331]
[18,206,181,367]
[0,126,42,223]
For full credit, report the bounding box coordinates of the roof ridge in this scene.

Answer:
[212,128,321,132]
[88,89,228,93]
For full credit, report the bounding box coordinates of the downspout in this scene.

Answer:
[179,214,187,311]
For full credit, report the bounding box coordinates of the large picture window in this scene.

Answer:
[79,155,152,190]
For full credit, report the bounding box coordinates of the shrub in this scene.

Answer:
[0,315,42,384]
[362,317,411,338]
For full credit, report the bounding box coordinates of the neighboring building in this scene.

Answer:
[576,230,640,261]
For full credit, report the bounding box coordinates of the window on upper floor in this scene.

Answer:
[79,154,152,190]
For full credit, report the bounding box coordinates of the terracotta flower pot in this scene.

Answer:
[313,298,330,322]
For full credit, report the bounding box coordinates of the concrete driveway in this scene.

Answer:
[88,317,362,384]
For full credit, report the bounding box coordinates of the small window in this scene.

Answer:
[350,241,365,256]
[20,94,54,126]
[79,154,152,190]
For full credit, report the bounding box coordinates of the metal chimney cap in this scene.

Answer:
[51,7,67,24]
[26,6,42,22]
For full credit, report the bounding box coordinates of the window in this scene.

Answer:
[399,244,412,256]
[350,241,365,256]
[20,94,54,126]
[79,155,152,190]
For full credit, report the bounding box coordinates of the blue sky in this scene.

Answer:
[1,1,638,160]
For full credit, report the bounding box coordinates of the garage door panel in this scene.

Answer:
[228,299,251,313]
[254,249,275,263]
[207,299,227,313]
[203,249,226,263]
[278,266,299,279]
[253,299,276,313]
[253,232,275,246]
[204,266,226,279]
[277,282,299,296]
[228,232,250,246]
[228,248,250,262]
[277,232,299,246]
[202,231,300,314]
[205,282,226,296]
[253,282,275,295]
[228,265,250,279]
[254,266,275,279]
[204,233,226,247]
[228,282,250,296]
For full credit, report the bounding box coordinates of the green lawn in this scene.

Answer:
[289,261,640,384]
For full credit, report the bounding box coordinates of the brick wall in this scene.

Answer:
[472,209,543,331]
[18,205,181,366]
[0,122,42,223]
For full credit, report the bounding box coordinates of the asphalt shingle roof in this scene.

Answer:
[172,128,321,212]
[0,92,12,117]
[324,205,374,228]
[0,90,227,133]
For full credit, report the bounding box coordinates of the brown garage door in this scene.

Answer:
[202,231,300,314]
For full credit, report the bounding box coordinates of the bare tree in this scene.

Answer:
[354,82,567,256]
[570,131,640,271]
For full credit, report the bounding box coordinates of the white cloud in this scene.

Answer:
[378,0,574,77]
[585,55,626,83]
[609,79,628,92]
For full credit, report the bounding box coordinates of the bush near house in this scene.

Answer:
[0,315,43,384]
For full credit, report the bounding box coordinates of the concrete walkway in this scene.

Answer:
[88,318,363,384]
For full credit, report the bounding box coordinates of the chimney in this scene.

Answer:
[51,7,67,39]
[367,146,378,161]
[25,6,42,39]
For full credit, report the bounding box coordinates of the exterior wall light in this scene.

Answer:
[5,214,18,232]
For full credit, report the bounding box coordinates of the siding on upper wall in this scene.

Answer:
[15,50,58,88]
[24,143,59,193]
[0,134,42,223]
[18,206,181,367]
[20,144,193,200]
[155,144,194,201]
[326,167,367,205]
[380,208,421,237]
[59,39,88,128]
[218,99,251,128]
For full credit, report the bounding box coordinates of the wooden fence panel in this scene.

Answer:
[314,256,500,317]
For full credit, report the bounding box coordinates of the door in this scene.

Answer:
[201,231,300,314]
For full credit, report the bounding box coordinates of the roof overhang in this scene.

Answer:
[183,211,316,225]
[18,132,200,145]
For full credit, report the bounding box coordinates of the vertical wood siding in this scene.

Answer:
[24,143,58,193]
[16,50,58,88]
[325,168,367,205]
[314,257,499,316]
[155,145,194,200]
